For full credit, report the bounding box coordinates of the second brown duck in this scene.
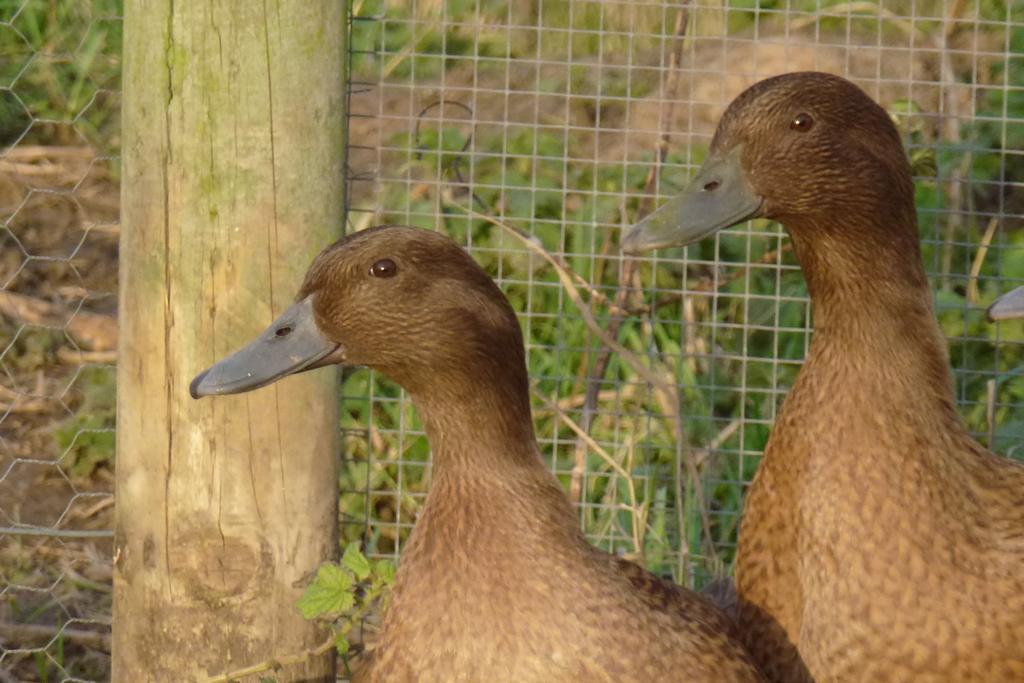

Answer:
[624,72,1024,681]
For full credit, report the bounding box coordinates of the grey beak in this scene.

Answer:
[988,286,1024,322]
[621,145,764,254]
[190,296,340,398]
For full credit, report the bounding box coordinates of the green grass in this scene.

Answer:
[0,0,121,148]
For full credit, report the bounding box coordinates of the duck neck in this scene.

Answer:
[411,375,542,477]
[402,376,581,565]
[786,212,959,425]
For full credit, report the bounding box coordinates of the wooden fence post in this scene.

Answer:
[114,2,345,680]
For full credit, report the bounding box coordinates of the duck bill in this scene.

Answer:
[621,145,764,254]
[988,286,1024,322]
[189,296,341,399]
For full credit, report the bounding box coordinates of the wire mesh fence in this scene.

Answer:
[342,0,1024,590]
[0,0,119,679]
[0,0,1022,680]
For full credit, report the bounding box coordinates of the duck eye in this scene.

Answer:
[790,113,814,131]
[275,325,293,338]
[369,258,398,278]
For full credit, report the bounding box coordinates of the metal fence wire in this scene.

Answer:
[0,0,120,680]
[0,0,1023,680]
[342,0,1024,584]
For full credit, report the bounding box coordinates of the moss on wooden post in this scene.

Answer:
[114,2,345,680]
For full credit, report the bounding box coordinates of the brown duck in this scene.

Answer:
[623,72,1024,682]
[191,225,765,682]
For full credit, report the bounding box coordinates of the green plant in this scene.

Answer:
[297,542,396,663]
[55,366,116,479]
[206,543,396,682]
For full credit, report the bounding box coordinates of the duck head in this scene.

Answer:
[622,72,916,259]
[988,286,1024,322]
[190,225,529,405]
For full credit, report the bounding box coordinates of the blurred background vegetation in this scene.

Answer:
[340,0,1024,587]
[0,0,1022,679]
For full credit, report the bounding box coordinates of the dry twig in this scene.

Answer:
[533,388,646,557]
[0,290,117,352]
[205,635,335,683]
[0,621,111,652]
[967,216,999,304]
[570,5,694,507]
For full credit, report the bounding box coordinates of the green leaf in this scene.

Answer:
[342,542,372,581]
[374,559,397,585]
[297,563,355,620]
[335,634,350,656]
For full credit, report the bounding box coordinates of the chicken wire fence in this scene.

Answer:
[0,0,1022,680]
[0,0,119,680]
